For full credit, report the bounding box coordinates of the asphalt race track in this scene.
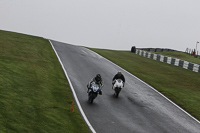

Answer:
[50,40,200,133]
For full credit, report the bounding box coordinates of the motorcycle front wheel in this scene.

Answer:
[114,91,119,97]
[89,96,94,103]
[114,87,121,97]
[88,92,97,104]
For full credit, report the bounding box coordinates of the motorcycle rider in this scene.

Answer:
[87,74,103,95]
[112,71,125,87]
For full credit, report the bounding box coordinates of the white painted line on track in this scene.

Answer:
[86,48,200,125]
[49,40,96,133]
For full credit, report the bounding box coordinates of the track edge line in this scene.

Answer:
[49,40,96,133]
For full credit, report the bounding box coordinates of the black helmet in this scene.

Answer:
[95,74,101,82]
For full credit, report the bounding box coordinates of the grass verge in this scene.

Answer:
[89,48,200,121]
[0,30,90,133]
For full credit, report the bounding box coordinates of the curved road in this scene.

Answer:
[50,40,200,133]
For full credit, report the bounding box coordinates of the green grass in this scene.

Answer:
[0,30,90,133]
[89,48,200,121]
[154,51,200,64]
[2,29,200,132]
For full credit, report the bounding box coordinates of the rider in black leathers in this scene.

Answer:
[87,74,103,95]
[112,71,125,87]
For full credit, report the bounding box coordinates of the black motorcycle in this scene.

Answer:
[88,82,101,103]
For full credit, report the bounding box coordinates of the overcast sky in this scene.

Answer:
[1,0,200,51]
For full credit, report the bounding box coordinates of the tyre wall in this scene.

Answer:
[135,49,200,73]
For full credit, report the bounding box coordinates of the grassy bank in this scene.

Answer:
[89,48,200,121]
[0,30,90,133]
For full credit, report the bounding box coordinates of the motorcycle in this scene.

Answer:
[88,82,101,103]
[112,79,124,97]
